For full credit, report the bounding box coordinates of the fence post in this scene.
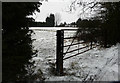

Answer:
[56,30,64,75]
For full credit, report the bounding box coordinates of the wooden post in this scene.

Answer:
[56,30,64,75]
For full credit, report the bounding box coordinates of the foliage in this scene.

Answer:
[29,21,46,27]
[101,2,120,47]
[2,2,41,82]
[58,22,67,27]
[76,18,101,28]
[71,1,120,47]
[46,14,55,27]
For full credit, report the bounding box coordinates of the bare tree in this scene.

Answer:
[69,0,120,47]
[55,13,61,26]
[68,0,106,20]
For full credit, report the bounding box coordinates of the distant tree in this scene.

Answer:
[55,13,61,26]
[46,17,50,26]
[76,18,101,28]
[29,21,46,27]
[58,22,67,27]
[76,18,82,27]
[2,2,41,82]
[70,22,76,25]
[46,14,55,27]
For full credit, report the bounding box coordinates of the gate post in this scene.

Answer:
[56,30,64,75]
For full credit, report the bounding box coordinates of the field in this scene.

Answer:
[29,27,119,81]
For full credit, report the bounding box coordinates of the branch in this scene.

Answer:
[68,0,105,19]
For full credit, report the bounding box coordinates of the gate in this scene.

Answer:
[56,28,101,75]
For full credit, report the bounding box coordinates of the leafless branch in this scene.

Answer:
[68,0,106,19]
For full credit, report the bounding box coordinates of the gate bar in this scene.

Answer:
[64,36,80,39]
[63,45,89,54]
[64,41,86,47]
[63,45,100,60]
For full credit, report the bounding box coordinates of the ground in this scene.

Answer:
[29,27,119,81]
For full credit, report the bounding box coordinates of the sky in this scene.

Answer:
[31,0,120,24]
[32,0,80,24]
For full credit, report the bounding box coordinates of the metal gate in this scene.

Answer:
[56,28,101,75]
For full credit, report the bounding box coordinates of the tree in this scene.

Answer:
[69,0,120,47]
[101,2,120,47]
[29,21,46,27]
[55,13,61,26]
[76,18,101,28]
[68,0,103,19]
[58,22,66,27]
[46,14,55,27]
[2,2,41,82]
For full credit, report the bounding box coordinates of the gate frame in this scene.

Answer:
[56,29,100,75]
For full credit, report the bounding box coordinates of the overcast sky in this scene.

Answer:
[32,0,80,23]
[31,0,120,23]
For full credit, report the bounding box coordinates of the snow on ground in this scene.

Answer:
[30,27,119,81]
